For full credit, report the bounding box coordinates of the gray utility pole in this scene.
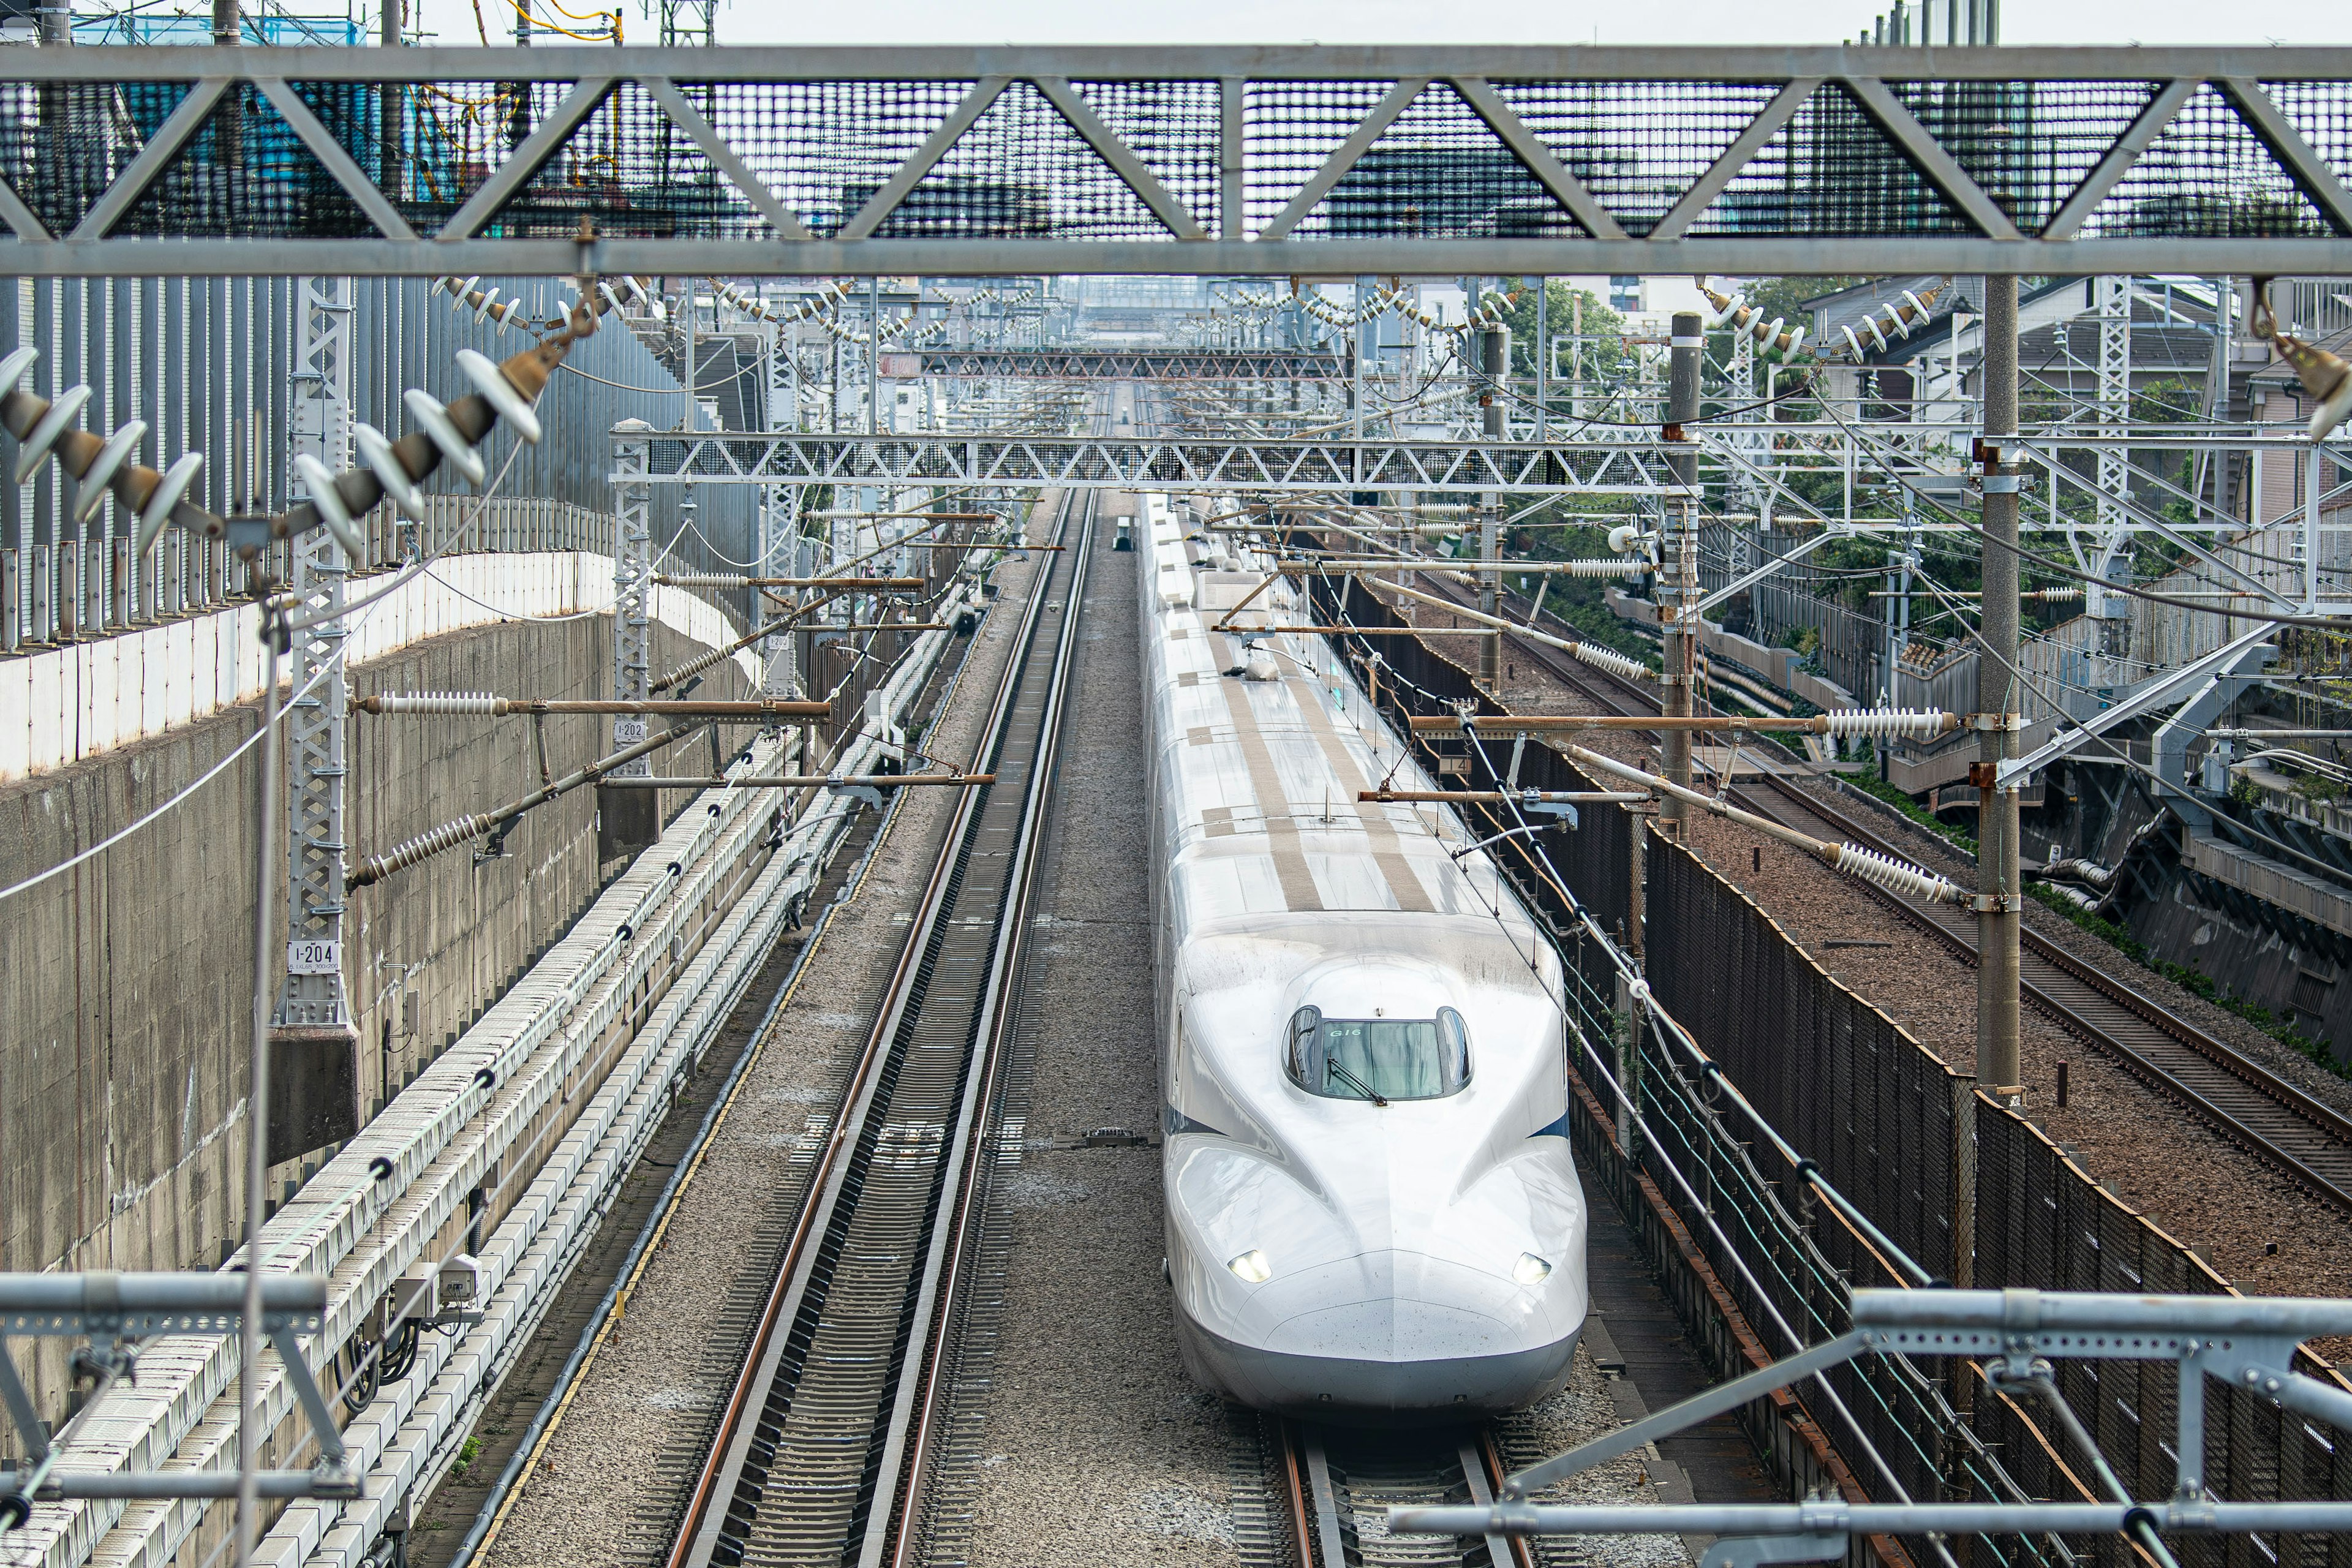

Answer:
[1660,309,1703,831]
[1975,276,2024,1105]
[1478,316,1509,688]
[379,0,402,208]
[271,276,360,1159]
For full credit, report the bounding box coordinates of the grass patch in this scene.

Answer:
[2026,884,2349,1080]
[1845,774,1977,856]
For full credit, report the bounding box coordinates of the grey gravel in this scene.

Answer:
[478,526,1057,1568]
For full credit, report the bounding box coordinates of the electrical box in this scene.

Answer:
[439,1254,484,1308]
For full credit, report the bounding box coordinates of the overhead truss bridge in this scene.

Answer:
[908,349,1346,379]
[4,45,2352,275]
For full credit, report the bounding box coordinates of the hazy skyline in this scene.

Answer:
[404,0,2348,47]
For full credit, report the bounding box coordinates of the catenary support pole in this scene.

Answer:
[1978,273,2023,1107]
[1660,309,1703,831]
[1479,316,1509,687]
[238,605,286,1568]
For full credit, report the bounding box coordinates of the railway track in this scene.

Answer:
[1276,1422,1534,1568]
[1409,572,2352,1214]
[666,497,1093,1568]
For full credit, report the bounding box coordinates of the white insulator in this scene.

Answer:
[1755,315,1785,349]
[598,282,628,317]
[135,451,203,557]
[1863,314,1891,352]
[374,692,501,715]
[1570,639,1653,682]
[1708,293,1747,329]
[1899,290,1929,330]
[0,344,36,393]
[456,349,543,445]
[1559,557,1646,576]
[402,388,488,487]
[1820,706,1949,741]
[364,815,492,881]
[471,287,500,325]
[1839,325,1864,360]
[1605,523,1642,553]
[13,383,89,485]
[1834,843,1964,905]
[661,573,750,588]
[354,421,426,520]
[1242,646,1280,682]
[73,419,146,523]
[293,454,367,562]
[1781,325,1807,358]
[449,276,480,309]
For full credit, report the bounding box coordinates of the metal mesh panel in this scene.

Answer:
[1308,81,1577,239]
[2266,80,2352,193]
[382,78,560,232]
[498,80,752,239]
[1073,80,1221,235]
[1890,80,2156,234]
[697,80,972,236]
[106,82,372,237]
[0,80,191,235]
[1491,80,1782,236]
[1240,79,1395,237]
[1688,80,1970,236]
[873,81,1172,240]
[2080,82,2330,238]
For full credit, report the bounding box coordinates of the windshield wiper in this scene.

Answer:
[1326,1058,1389,1106]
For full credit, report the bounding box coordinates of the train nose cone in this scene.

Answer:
[1176,1249,1579,1424]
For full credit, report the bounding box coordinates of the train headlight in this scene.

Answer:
[1512,1253,1553,1286]
[1227,1249,1273,1284]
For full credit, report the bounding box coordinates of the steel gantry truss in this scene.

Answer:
[913,349,1348,379]
[627,429,1681,492]
[4,45,2352,276]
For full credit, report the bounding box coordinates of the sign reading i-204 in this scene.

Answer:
[287,939,342,976]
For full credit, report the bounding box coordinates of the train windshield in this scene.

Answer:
[1284,1006,1471,1102]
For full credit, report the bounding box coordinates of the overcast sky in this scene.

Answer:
[402,0,2348,47]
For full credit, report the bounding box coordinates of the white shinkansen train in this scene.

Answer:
[1139,495,1588,1424]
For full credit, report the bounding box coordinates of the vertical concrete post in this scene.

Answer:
[1977,276,2023,1109]
[1660,310,1703,830]
[270,276,359,1164]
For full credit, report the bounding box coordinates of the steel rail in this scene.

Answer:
[1278,1420,1527,1568]
[1409,571,2352,1215]
[878,501,1095,1568]
[665,495,1088,1568]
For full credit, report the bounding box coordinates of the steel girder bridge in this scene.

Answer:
[618,430,1680,492]
[910,349,1347,379]
[4,44,2352,276]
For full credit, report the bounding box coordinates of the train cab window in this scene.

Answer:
[1284,1005,1471,1103]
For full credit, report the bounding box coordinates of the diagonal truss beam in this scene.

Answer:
[254,75,417,241]
[839,75,1012,241]
[1031,76,1207,241]
[1840,74,2023,241]
[439,75,614,239]
[1449,75,1628,241]
[2043,78,2198,239]
[2218,77,2352,235]
[639,75,813,241]
[69,75,230,240]
[1257,77,1430,241]
[0,170,48,243]
[1649,77,1818,241]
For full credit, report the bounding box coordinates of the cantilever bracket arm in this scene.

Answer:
[1504,1331,1866,1497]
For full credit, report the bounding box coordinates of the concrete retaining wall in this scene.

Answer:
[0,608,746,1291]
